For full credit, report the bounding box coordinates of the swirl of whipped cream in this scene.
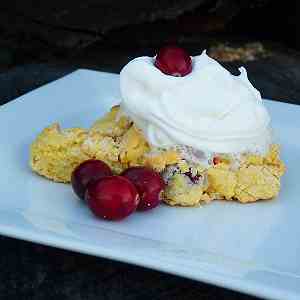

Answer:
[120,50,272,154]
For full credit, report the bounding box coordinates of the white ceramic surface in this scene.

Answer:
[0,70,299,300]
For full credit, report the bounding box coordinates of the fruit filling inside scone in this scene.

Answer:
[30,46,285,208]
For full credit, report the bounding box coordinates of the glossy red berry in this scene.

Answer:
[121,167,165,211]
[213,156,221,165]
[71,160,112,200]
[85,176,140,221]
[154,46,192,77]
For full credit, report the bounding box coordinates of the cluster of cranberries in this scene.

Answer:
[71,160,165,221]
[71,46,192,221]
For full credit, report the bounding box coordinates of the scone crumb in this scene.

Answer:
[30,123,89,183]
[90,105,132,137]
[29,105,285,207]
[119,125,150,166]
[235,165,280,203]
[144,148,181,171]
[207,166,237,200]
[163,174,205,206]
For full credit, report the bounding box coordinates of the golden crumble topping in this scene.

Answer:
[119,125,150,166]
[30,106,285,206]
[90,105,132,137]
[30,124,89,183]
[30,106,182,183]
[143,148,181,172]
[207,164,237,200]
[205,145,285,203]
[164,174,206,207]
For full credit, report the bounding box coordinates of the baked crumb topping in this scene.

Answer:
[30,106,285,206]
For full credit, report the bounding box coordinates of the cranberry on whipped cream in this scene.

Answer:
[120,50,272,155]
[154,46,192,76]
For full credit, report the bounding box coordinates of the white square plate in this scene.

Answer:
[0,70,299,300]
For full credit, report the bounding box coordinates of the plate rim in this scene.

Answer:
[0,207,298,300]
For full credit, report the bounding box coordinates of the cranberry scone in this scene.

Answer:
[30,49,285,206]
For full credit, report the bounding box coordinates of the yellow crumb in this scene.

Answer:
[206,146,285,203]
[244,154,264,166]
[207,165,237,200]
[90,105,132,137]
[119,125,150,166]
[30,124,89,183]
[29,105,285,207]
[144,149,181,172]
[177,160,190,173]
[263,144,285,176]
[163,174,205,206]
[81,132,123,173]
[235,165,280,203]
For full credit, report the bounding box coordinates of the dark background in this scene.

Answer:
[0,0,298,70]
[0,1,298,300]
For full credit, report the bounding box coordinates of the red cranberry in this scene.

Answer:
[121,167,165,211]
[154,46,192,77]
[213,156,221,165]
[184,170,201,184]
[85,176,139,221]
[71,160,112,200]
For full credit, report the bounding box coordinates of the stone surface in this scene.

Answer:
[1,45,300,106]
[0,236,258,300]
[0,64,75,105]
[0,0,270,50]
[0,44,300,299]
[0,0,297,76]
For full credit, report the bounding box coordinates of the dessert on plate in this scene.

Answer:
[30,46,285,207]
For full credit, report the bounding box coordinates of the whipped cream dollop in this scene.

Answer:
[120,50,272,154]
